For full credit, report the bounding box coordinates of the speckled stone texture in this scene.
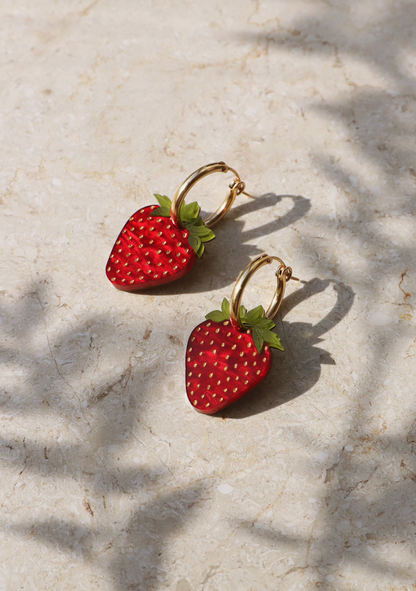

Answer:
[0,1,415,590]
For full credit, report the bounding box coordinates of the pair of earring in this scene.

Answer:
[106,162,298,414]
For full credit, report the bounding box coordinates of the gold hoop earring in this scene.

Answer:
[106,162,246,291]
[185,254,298,414]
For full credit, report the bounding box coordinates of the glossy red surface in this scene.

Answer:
[106,205,197,291]
[186,320,272,414]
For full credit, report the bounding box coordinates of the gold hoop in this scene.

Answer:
[230,254,295,330]
[171,162,245,229]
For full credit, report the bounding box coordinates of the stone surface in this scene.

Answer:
[0,1,415,590]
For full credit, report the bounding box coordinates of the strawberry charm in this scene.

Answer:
[106,162,246,291]
[185,254,298,414]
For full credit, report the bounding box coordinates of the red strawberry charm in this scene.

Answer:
[186,298,284,414]
[106,195,215,291]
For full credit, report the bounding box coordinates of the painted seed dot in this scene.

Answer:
[214,362,218,366]
[171,234,176,238]
[130,280,134,284]
[263,357,267,362]
[207,323,211,327]
[224,388,228,393]
[118,249,122,253]
[227,332,231,337]
[197,327,201,331]
[127,272,131,275]
[224,365,228,371]
[157,250,162,254]
[111,278,116,281]
[187,357,191,362]
[128,236,132,240]
[162,241,167,245]
[147,270,151,273]
[124,263,128,267]
[198,373,201,378]
[226,377,230,382]
[265,346,269,351]
[116,270,120,273]
[206,403,210,408]
[240,352,244,357]
[201,341,204,345]
[128,244,133,248]
[157,263,162,267]
[122,229,126,233]
[245,371,249,376]
[174,266,178,270]
[197,384,200,388]
[182,259,187,263]
[232,345,237,350]
[157,219,162,223]
[224,321,230,325]
[116,240,121,244]
[205,332,209,335]
[107,267,111,271]
[217,381,221,386]
[139,235,144,239]
[212,393,216,398]
[190,391,194,395]
[199,352,203,356]
[129,216,134,221]
[150,227,154,231]
[149,240,154,244]
[253,362,257,366]
[191,336,196,341]
[193,363,197,367]
[127,253,131,257]
[234,364,238,369]
[245,380,249,385]
[201,394,205,399]
[188,347,193,352]
[235,377,239,381]
[139,245,143,249]
[145,252,149,256]
[203,362,207,367]
[213,349,217,354]
[115,259,119,263]
[130,227,135,231]
[163,271,168,275]
[221,343,225,348]
[169,259,173,263]
[110,255,114,259]
[253,352,256,357]
[233,388,238,393]
[216,329,220,334]
[226,355,230,360]
[207,385,210,390]
[248,343,252,348]
[244,362,248,366]
[121,279,125,282]
[210,340,214,345]
[238,335,242,340]
[177,242,182,247]
[167,224,171,229]
[193,401,197,406]
[220,397,224,402]
[158,232,162,236]
[257,370,261,375]
[139,276,144,280]
[209,373,213,378]
[185,248,189,253]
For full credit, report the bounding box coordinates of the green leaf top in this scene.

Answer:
[150,194,215,257]
[204,298,284,354]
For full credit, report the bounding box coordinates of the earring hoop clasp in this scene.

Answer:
[171,162,245,229]
[230,254,298,330]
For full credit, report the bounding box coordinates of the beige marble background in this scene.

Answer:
[0,0,415,589]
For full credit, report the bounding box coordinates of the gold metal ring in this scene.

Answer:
[171,162,244,229]
[230,254,294,330]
